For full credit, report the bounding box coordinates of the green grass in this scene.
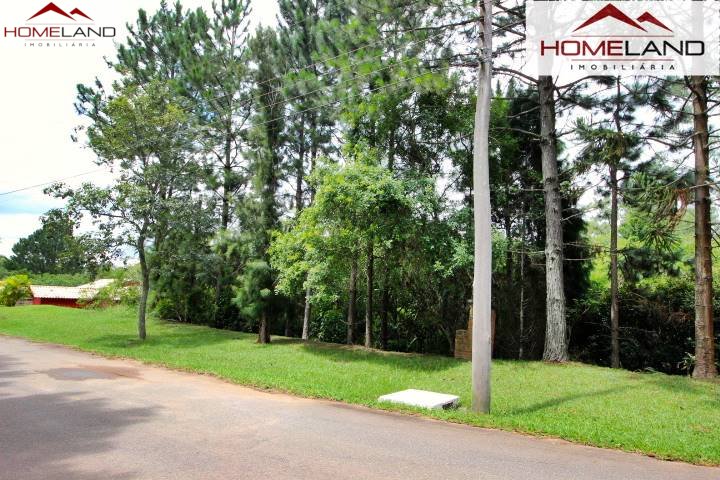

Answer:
[1,306,719,465]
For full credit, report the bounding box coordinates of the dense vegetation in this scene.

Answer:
[1,305,718,465]
[2,1,718,379]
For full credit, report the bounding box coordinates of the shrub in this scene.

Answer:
[0,275,32,307]
[573,272,720,375]
[88,270,140,308]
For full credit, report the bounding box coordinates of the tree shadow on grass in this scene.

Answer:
[299,340,461,373]
[268,337,304,346]
[636,373,720,408]
[506,385,636,415]
[87,325,246,351]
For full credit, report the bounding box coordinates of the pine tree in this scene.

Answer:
[688,76,717,379]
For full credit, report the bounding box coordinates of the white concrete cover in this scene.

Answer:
[378,389,459,410]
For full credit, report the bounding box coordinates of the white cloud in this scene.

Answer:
[0,0,279,256]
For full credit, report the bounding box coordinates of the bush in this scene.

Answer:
[0,275,32,307]
[573,273,720,375]
[88,269,140,308]
[89,281,140,308]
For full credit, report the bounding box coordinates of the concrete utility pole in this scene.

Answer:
[471,0,493,414]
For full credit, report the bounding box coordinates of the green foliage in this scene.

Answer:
[0,257,9,279]
[233,260,277,322]
[27,273,92,287]
[0,275,31,306]
[623,162,693,255]
[574,271,720,374]
[65,77,202,339]
[6,209,112,275]
[272,154,472,351]
[90,269,141,308]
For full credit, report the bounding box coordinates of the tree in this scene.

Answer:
[640,74,718,378]
[232,26,286,344]
[576,77,643,368]
[272,156,412,346]
[153,199,218,323]
[688,75,717,379]
[234,260,277,344]
[104,1,254,328]
[8,209,85,274]
[537,75,568,362]
[61,80,198,340]
[275,1,347,340]
[177,1,254,327]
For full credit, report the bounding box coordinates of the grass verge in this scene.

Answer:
[0,305,718,465]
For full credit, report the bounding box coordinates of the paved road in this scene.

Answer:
[0,337,717,480]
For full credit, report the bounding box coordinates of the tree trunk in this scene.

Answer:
[538,75,568,362]
[347,257,358,344]
[471,0,493,414]
[381,279,389,351]
[519,200,526,360]
[382,120,395,352]
[609,161,620,369]
[214,135,233,328]
[365,239,374,348]
[299,128,314,341]
[258,311,270,344]
[610,77,621,369]
[505,215,513,286]
[302,285,311,340]
[295,125,306,212]
[137,235,149,341]
[221,134,233,229]
[689,75,717,379]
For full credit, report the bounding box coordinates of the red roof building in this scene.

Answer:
[29,279,114,308]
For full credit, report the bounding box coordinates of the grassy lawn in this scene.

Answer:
[1,306,718,465]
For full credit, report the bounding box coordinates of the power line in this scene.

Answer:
[243,30,448,107]
[237,65,451,135]
[238,51,443,117]
[4,25,455,197]
[0,66,448,198]
[110,61,452,155]
[263,19,449,87]
[183,24,450,108]
[0,169,106,197]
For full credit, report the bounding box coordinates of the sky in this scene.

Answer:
[0,0,279,257]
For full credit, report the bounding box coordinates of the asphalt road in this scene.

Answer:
[0,336,717,480]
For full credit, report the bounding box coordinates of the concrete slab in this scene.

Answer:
[378,389,460,410]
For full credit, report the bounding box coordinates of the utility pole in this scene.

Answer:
[471,0,493,414]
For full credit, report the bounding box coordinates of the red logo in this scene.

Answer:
[2,1,115,46]
[574,4,672,33]
[27,2,93,22]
